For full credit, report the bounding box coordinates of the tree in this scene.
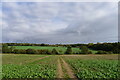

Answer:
[81,46,89,54]
[96,51,109,54]
[65,47,72,54]
[52,48,58,54]
[9,46,15,52]
[2,44,11,53]
[13,49,20,54]
[26,48,37,54]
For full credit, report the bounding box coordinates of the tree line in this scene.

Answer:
[2,42,120,54]
[2,44,93,54]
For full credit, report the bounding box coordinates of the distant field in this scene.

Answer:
[11,46,81,54]
[10,46,97,54]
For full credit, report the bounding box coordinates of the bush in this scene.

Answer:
[26,48,37,54]
[13,49,26,54]
[65,47,72,54]
[13,49,20,54]
[52,48,58,55]
[96,51,109,54]
[37,49,51,54]
[109,51,113,54]
[88,51,93,54]
[2,44,11,53]
[81,46,89,54]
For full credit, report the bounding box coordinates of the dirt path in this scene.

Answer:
[61,58,77,79]
[25,56,49,64]
[57,58,64,78]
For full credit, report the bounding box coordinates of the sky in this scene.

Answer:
[2,2,118,44]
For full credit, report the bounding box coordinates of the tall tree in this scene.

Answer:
[52,48,58,54]
[81,46,89,54]
[65,47,72,54]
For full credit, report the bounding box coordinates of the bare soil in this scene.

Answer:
[61,58,77,78]
[25,56,49,64]
[57,58,64,78]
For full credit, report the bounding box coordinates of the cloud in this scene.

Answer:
[2,2,118,44]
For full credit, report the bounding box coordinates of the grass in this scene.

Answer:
[11,46,81,54]
[10,46,98,54]
[2,54,46,65]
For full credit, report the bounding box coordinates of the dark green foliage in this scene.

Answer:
[65,47,72,54]
[2,42,120,54]
[2,44,13,53]
[37,49,51,54]
[26,48,37,54]
[96,51,109,54]
[13,49,20,54]
[87,51,93,54]
[52,48,58,54]
[13,49,26,54]
[80,46,93,54]
[81,46,89,54]
[89,42,120,54]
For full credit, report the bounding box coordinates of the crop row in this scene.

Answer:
[2,56,58,78]
[63,57,119,79]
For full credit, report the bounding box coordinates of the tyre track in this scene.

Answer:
[25,56,49,64]
[61,58,77,79]
[57,58,64,78]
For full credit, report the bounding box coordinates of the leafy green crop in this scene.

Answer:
[64,57,119,79]
[2,64,56,78]
[2,55,58,79]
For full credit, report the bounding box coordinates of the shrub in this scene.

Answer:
[13,49,26,54]
[37,49,51,54]
[26,48,37,54]
[96,51,109,54]
[81,46,89,54]
[88,51,93,54]
[52,48,58,55]
[65,47,72,54]
[2,44,11,53]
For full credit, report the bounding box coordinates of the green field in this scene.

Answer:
[10,46,97,54]
[2,54,57,78]
[2,54,119,79]
[62,55,119,78]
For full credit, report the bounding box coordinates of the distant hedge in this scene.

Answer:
[2,42,120,54]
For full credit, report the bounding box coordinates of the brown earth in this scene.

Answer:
[24,56,49,64]
[57,58,64,78]
[61,58,77,79]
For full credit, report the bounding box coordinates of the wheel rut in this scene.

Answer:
[57,57,77,79]
[57,58,64,78]
[25,56,49,64]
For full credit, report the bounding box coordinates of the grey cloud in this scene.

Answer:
[2,2,118,44]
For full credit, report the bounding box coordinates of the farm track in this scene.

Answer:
[61,58,77,79]
[57,57,77,79]
[57,58,64,78]
[25,56,49,64]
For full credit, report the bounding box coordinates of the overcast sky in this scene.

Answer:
[2,2,118,44]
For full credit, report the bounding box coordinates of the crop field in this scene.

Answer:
[2,54,119,79]
[62,55,119,79]
[2,54,57,78]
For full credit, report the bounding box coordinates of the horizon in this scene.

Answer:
[1,41,118,45]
